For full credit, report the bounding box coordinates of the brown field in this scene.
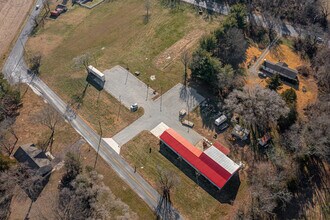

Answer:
[0,0,34,66]
[265,44,318,118]
[265,44,304,69]
[11,87,80,155]
[244,46,262,69]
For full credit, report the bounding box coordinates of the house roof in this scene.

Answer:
[160,128,240,188]
[14,144,52,175]
[262,60,298,80]
[213,141,230,155]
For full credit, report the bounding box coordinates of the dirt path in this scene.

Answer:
[154,29,205,70]
[0,0,34,62]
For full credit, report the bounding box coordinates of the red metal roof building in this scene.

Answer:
[160,128,241,189]
[213,141,230,155]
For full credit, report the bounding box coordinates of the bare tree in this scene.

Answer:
[0,128,18,156]
[156,167,180,220]
[282,99,330,163]
[263,12,279,42]
[249,162,292,218]
[181,48,190,87]
[43,0,51,13]
[56,164,137,219]
[225,85,289,132]
[0,164,45,219]
[31,1,51,34]
[28,52,42,76]
[0,170,17,219]
[72,53,92,72]
[319,0,330,23]
[38,105,61,153]
[313,47,330,95]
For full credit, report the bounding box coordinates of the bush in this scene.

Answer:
[297,65,310,77]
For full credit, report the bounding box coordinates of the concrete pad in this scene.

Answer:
[103,138,120,154]
[103,65,157,109]
[150,122,169,138]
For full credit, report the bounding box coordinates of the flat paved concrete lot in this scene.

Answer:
[103,66,205,151]
[103,66,157,109]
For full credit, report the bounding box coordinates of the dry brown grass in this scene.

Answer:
[246,44,318,119]
[8,88,153,219]
[244,46,262,68]
[265,44,304,69]
[12,87,80,154]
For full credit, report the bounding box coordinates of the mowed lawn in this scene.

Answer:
[26,0,221,136]
[121,131,249,220]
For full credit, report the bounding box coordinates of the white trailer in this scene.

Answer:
[214,115,227,126]
[87,65,105,81]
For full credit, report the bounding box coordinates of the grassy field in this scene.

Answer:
[26,0,221,136]
[121,131,249,220]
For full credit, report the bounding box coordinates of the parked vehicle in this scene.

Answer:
[258,71,267,78]
[130,103,138,112]
[50,4,67,18]
[181,120,194,128]
[218,122,229,131]
[231,125,250,141]
[214,115,227,126]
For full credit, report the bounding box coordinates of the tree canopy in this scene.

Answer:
[190,48,220,87]
[214,27,248,67]
[225,86,289,131]
[266,74,283,91]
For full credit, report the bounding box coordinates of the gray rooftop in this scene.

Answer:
[14,144,52,175]
[263,60,298,80]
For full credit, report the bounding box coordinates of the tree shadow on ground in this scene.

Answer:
[179,85,188,101]
[159,143,240,204]
[21,172,51,202]
[269,40,285,62]
[143,14,151,25]
[186,80,225,131]
[276,158,330,219]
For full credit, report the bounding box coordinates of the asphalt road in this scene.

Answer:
[181,0,229,15]
[2,1,182,218]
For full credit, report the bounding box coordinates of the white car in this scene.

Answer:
[35,4,40,10]
[258,71,267,78]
